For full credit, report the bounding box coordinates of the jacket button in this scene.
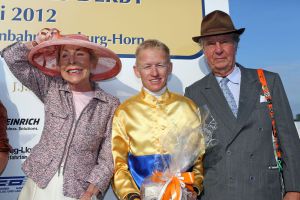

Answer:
[226,150,231,155]
[258,127,263,131]
[249,176,255,181]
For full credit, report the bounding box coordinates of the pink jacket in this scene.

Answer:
[1,43,119,198]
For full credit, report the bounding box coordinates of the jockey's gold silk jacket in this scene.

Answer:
[112,88,205,199]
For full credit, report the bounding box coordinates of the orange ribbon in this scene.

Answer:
[150,171,195,200]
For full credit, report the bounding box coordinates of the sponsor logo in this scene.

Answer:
[0,176,26,194]
[7,118,40,126]
[12,82,30,93]
[7,118,40,131]
[9,147,31,160]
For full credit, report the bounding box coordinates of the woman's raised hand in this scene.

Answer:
[34,28,61,45]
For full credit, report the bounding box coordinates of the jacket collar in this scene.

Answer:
[140,87,171,106]
[58,80,109,103]
[203,64,261,146]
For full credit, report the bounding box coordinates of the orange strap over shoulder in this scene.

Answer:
[257,69,282,171]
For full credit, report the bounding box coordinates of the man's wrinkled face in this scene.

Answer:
[203,34,237,77]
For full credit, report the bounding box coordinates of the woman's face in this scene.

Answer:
[59,45,94,91]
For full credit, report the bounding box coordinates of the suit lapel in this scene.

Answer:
[226,66,261,146]
[200,66,262,147]
[201,73,238,134]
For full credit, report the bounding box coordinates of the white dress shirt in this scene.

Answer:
[215,65,241,108]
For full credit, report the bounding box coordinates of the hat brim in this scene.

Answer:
[28,38,122,81]
[192,28,245,43]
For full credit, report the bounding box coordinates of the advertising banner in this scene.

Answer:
[0,0,205,57]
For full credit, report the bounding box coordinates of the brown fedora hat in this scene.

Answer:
[192,10,245,43]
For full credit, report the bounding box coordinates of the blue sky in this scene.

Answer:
[229,1,300,119]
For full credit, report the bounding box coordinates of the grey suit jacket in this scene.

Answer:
[185,65,300,200]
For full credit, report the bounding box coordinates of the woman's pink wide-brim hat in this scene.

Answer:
[28,34,122,81]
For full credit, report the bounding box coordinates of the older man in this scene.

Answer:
[112,39,205,200]
[185,10,300,200]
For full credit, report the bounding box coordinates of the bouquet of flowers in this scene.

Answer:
[140,107,216,200]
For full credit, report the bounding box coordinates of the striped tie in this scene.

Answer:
[220,78,238,117]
